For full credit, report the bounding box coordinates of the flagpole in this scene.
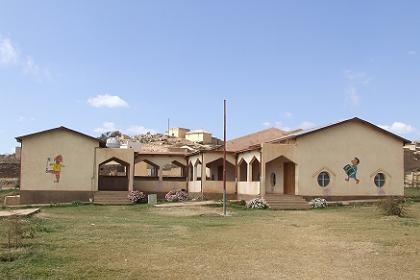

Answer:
[223,99,227,216]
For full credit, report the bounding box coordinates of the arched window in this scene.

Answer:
[270,173,276,187]
[317,171,330,187]
[374,173,386,187]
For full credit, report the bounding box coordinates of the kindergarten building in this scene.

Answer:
[15,117,409,207]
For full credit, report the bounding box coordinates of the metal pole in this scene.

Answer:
[223,99,227,216]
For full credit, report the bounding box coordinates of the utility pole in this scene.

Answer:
[223,99,227,216]
[167,118,170,136]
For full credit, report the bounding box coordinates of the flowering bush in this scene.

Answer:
[128,191,147,203]
[165,189,188,202]
[246,198,268,209]
[310,198,328,208]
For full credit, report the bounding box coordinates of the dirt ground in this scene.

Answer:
[1,202,419,279]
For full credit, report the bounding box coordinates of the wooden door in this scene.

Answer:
[283,162,295,195]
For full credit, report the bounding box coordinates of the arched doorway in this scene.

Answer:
[98,157,130,191]
[265,156,296,194]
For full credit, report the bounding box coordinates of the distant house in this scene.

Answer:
[404,141,420,187]
[15,117,409,206]
[168,128,190,138]
[185,130,213,144]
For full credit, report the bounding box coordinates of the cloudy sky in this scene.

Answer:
[1,0,419,153]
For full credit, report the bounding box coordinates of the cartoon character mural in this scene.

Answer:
[343,157,360,184]
[46,155,64,183]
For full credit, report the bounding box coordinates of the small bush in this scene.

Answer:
[72,200,82,207]
[246,198,268,209]
[165,189,188,202]
[128,191,147,203]
[378,197,407,217]
[310,198,328,209]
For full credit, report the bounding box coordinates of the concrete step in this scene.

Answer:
[94,191,131,205]
[263,194,310,210]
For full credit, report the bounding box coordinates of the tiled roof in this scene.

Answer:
[226,128,291,152]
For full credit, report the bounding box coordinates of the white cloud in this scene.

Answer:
[18,116,36,122]
[380,122,416,135]
[284,112,293,118]
[94,122,118,134]
[262,121,316,131]
[23,56,40,77]
[126,125,156,135]
[345,70,370,85]
[263,121,291,131]
[87,94,129,108]
[344,70,370,106]
[0,37,50,81]
[408,50,417,55]
[94,122,157,135]
[348,86,360,106]
[298,121,316,130]
[0,38,18,65]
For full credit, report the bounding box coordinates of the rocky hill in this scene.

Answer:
[0,154,19,178]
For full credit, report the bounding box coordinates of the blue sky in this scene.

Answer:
[1,0,419,153]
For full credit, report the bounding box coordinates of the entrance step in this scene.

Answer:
[263,194,310,210]
[94,191,132,205]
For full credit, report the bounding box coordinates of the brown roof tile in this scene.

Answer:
[226,128,290,152]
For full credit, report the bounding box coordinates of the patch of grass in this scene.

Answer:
[378,197,408,217]
[0,203,419,279]
[405,187,420,202]
[0,188,19,202]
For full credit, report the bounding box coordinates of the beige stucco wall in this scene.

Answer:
[135,154,187,174]
[238,182,260,195]
[168,128,190,138]
[186,132,212,144]
[188,181,202,192]
[134,161,150,176]
[134,179,187,193]
[134,154,187,193]
[295,121,405,196]
[237,150,261,195]
[20,130,99,191]
[265,157,289,194]
[202,181,236,194]
[260,144,296,196]
[95,148,135,191]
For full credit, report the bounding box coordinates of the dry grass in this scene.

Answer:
[0,188,19,205]
[1,203,419,279]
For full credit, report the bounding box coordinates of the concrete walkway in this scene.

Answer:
[0,208,40,218]
[154,201,220,208]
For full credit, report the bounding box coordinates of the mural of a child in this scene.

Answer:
[46,155,64,183]
[344,157,360,184]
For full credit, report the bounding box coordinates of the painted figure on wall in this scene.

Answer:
[46,155,64,183]
[344,157,360,184]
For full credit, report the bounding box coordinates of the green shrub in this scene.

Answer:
[378,197,407,217]
[72,200,82,207]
